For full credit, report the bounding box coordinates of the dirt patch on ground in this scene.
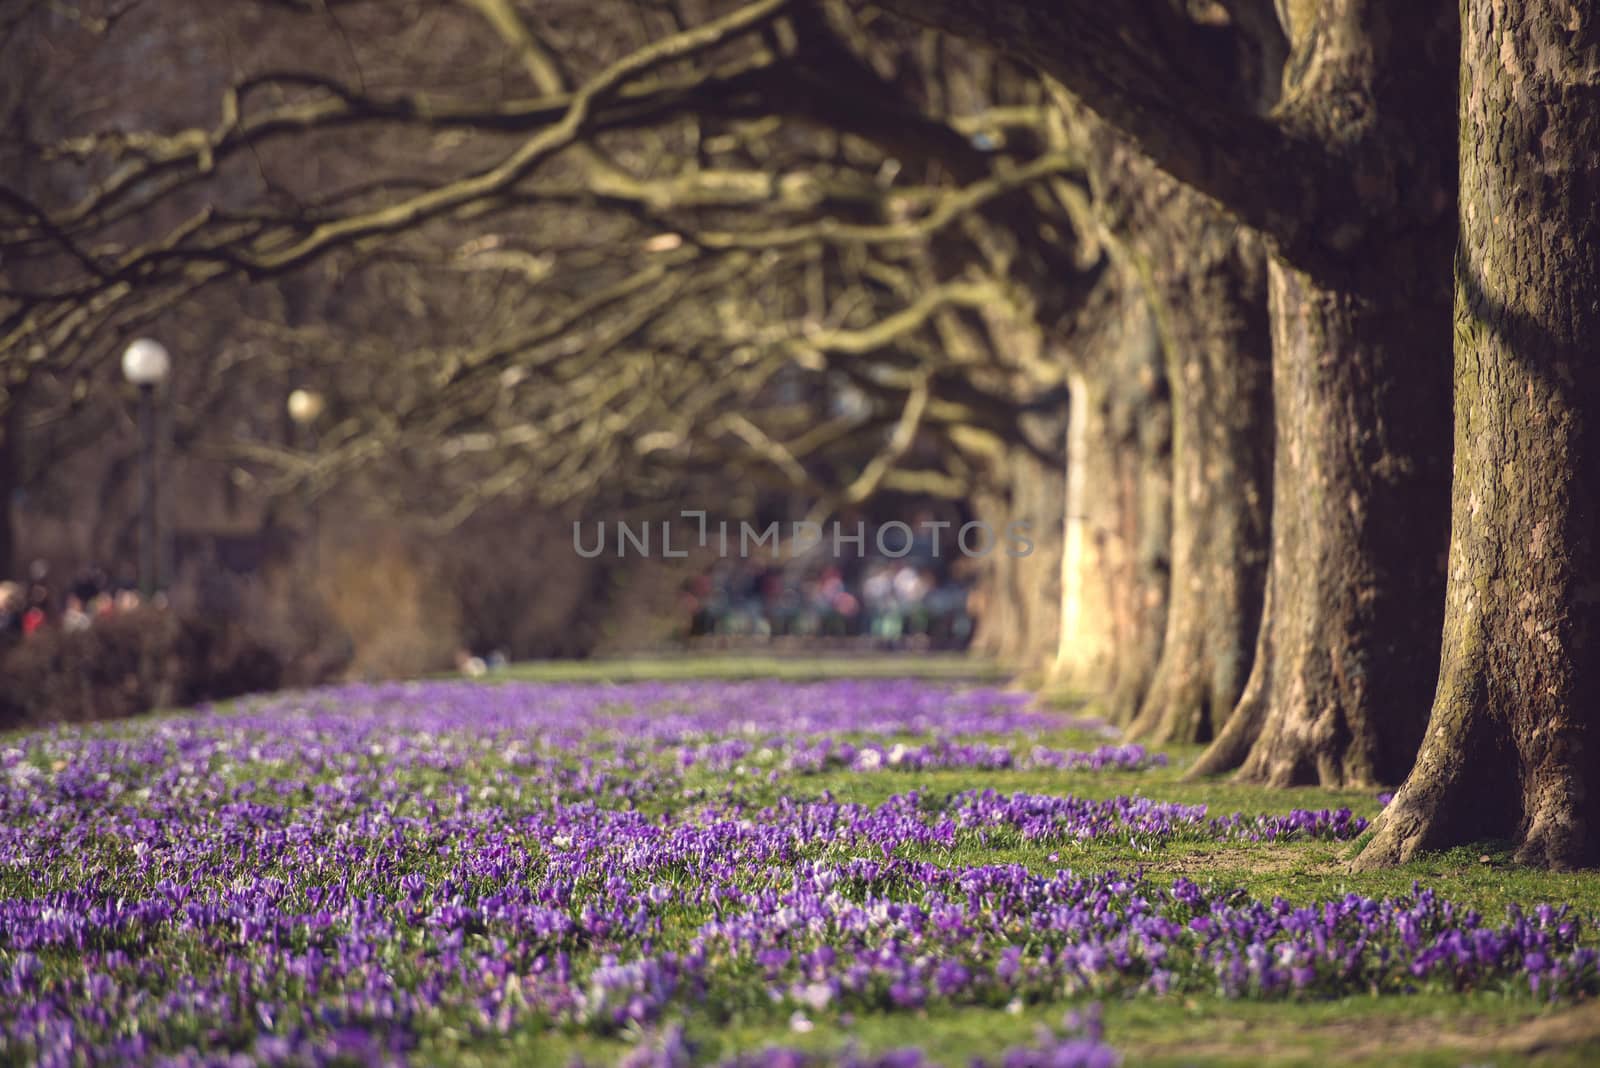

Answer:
[1481,1001,1600,1056]
[1138,844,1346,878]
[1127,999,1600,1064]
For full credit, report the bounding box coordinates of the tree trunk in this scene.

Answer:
[971,469,1052,669]
[876,0,1460,785]
[1184,3,1458,788]
[1188,254,1453,786]
[1124,180,1273,745]
[1053,116,1260,735]
[1052,372,1118,694]
[1356,0,1600,869]
[968,485,1010,661]
[1100,334,1177,722]
[1102,279,1171,724]
[1052,281,1169,718]
[1010,425,1067,672]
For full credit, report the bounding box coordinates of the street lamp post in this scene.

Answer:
[287,388,325,571]
[122,339,171,599]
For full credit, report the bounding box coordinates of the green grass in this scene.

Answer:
[483,995,1600,1068]
[729,756,1600,916]
[495,652,1008,684]
[489,655,1600,1066]
[425,981,1600,1068]
[10,652,1600,1066]
[444,654,1600,1064]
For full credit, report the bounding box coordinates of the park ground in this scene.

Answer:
[500,656,1600,1067]
[3,654,1599,1066]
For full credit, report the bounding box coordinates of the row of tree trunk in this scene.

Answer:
[963,0,1600,869]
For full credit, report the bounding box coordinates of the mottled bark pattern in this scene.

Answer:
[1113,329,1177,722]
[969,488,1017,664]
[971,437,1066,672]
[1191,1,1459,787]
[1358,0,1600,868]
[1124,177,1272,745]
[1065,114,1272,742]
[1053,374,1117,693]
[1012,436,1067,670]
[896,0,1458,780]
[1053,293,1171,720]
[1205,259,1452,786]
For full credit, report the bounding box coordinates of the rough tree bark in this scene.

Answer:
[1107,158,1273,746]
[1129,232,1270,744]
[1184,3,1458,787]
[1010,420,1068,672]
[1191,255,1453,785]
[1052,283,1170,719]
[1052,371,1117,694]
[972,448,1068,672]
[971,478,1025,667]
[1103,348,1172,725]
[967,484,1016,664]
[1356,0,1600,869]
[879,2,1459,785]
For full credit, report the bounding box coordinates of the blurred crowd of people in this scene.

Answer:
[682,522,976,646]
[0,561,155,648]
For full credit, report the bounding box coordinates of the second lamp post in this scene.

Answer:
[121,338,171,599]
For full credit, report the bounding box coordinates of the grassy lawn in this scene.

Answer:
[3,654,1597,1066]
[497,652,1008,684]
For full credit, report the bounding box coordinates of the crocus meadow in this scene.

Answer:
[0,679,1594,1066]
